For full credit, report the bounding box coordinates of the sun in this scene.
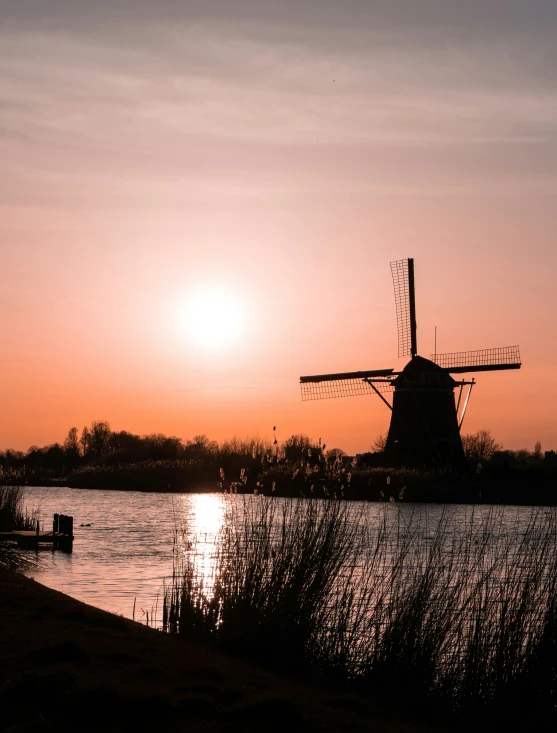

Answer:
[179,286,248,352]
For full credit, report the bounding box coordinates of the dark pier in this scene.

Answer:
[0,513,74,552]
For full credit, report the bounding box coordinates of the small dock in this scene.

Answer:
[0,514,74,552]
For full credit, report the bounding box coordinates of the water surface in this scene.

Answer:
[19,487,542,623]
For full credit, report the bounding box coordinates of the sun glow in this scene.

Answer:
[180,494,226,600]
[179,287,249,352]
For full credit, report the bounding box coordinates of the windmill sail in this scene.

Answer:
[300,369,395,401]
[390,258,417,358]
[299,257,521,471]
[431,345,521,373]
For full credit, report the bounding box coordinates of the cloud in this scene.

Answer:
[3,1,557,32]
[1,2,556,206]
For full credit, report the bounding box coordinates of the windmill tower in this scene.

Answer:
[300,258,521,470]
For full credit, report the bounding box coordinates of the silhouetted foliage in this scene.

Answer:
[165,501,557,727]
[1,423,556,503]
[89,421,112,457]
[63,427,80,455]
[461,429,501,462]
[0,486,38,532]
[282,433,317,461]
[184,434,218,459]
[326,448,346,459]
[79,426,91,457]
[371,433,387,453]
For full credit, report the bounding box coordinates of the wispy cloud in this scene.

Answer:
[1,3,556,205]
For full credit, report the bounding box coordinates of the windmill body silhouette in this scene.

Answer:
[300,259,521,470]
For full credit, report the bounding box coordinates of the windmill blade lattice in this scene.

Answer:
[390,258,417,358]
[431,345,521,373]
[299,257,521,471]
[300,377,394,402]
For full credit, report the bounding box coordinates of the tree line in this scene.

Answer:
[0,422,553,482]
[0,422,327,477]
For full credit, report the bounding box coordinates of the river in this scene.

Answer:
[18,486,546,624]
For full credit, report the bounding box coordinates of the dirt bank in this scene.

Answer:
[0,567,459,732]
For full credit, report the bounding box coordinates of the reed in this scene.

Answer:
[0,485,38,531]
[163,499,361,671]
[163,499,557,725]
[0,485,40,570]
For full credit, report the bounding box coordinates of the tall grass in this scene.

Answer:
[0,486,38,531]
[164,499,362,671]
[0,485,40,570]
[164,499,557,725]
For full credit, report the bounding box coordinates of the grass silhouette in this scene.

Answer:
[164,499,557,726]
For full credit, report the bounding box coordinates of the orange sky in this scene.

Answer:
[1,1,556,454]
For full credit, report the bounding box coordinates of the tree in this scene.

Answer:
[25,445,45,468]
[534,441,543,461]
[1,449,24,468]
[45,443,65,471]
[63,427,80,457]
[282,434,314,461]
[461,429,501,463]
[108,430,142,455]
[80,426,91,457]
[326,448,346,459]
[185,434,217,458]
[372,433,387,453]
[89,421,112,457]
[144,433,184,460]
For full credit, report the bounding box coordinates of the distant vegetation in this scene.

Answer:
[0,422,556,503]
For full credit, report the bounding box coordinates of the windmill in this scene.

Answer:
[300,258,521,470]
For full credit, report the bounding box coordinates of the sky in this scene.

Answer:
[1,0,556,454]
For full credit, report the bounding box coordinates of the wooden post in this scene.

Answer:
[50,512,74,552]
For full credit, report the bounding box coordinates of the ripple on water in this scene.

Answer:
[21,487,544,624]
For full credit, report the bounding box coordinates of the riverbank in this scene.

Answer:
[4,461,557,505]
[0,567,458,733]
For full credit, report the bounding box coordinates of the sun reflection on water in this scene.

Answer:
[187,494,226,536]
[178,494,226,598]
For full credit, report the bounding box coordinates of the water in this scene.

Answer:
[19,487,227,620]
[17,487,549,623]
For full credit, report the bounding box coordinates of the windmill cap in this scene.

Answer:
[394,355,457,387]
